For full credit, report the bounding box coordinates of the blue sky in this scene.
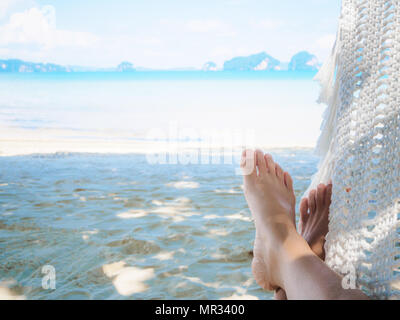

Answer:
[0,0,341,69]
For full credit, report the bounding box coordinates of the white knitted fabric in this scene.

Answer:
[307,0,400,299]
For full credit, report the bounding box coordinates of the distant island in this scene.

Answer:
[220,51,319,72]
[288,51,319,71]
[0,51,320,73]
[0,59,69,73]
[202,61,218,71]
[223,52,280,71]
[116,61,135,72]
[0,59,137,73]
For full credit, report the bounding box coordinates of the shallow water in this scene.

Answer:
[0,150,319,299]
[0,72,323,148]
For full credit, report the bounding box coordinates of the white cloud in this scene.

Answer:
[0,3,339,69]
[0,0,19,19]
[0,6,98,49]
[0,0,33,19]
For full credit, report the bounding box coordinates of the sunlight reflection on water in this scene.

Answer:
[0,150,318,299]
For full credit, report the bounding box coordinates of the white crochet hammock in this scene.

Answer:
[307,0,400,299]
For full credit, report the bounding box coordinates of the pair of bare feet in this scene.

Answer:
[241,149,331,298]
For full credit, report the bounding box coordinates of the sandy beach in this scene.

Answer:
[0,126,314,157]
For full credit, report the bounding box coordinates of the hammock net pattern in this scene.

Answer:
[308,0,400,299]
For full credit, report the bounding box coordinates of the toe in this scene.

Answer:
[264,154,272,173]
[299,198,309,232]
[284,171,294,192]
[275,164,284,180]
[317,184,326,209]
[309,189,316,215]
[264,153,275,175]
[241,149,257,180]
[255,149,267,175]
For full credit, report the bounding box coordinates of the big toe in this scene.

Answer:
[308,189,317,215]
[299,198,309,233]
[241,149,256,182]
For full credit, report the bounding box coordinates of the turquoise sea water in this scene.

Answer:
[0,151,319,300]
[0,71,322,299]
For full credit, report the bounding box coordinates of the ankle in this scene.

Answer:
[280,231,314,265]
[259,215,297,245]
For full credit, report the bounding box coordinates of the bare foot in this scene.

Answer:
[242,158,368,300]
[241,149,296,290]
[274,182,332,299]
[299,183,332,260]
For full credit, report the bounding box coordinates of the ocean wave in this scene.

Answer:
[166,181,200,189]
